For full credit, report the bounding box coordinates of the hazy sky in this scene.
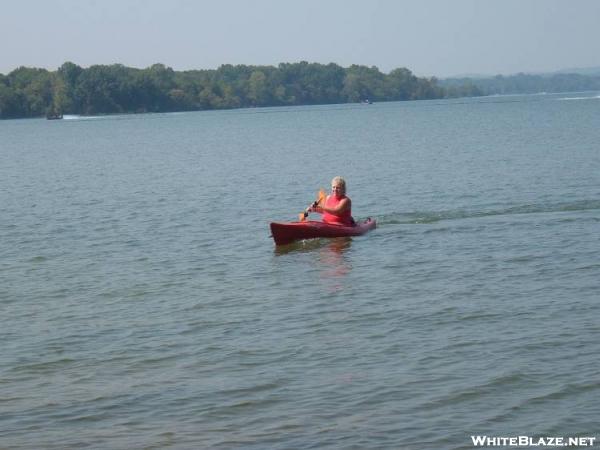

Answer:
[2,0,599,77]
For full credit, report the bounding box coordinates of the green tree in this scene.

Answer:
[384,68,417,100]
[341,65,384,102]
[0,81,20,118]
[247,70,270,106]
[57,62,83,112]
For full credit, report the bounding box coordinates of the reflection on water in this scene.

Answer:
[318,238,352,293]
[274,237,352,292]
[273,236,351,255]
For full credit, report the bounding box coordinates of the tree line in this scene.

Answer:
[0,61,482,119]
[439,72,600,96]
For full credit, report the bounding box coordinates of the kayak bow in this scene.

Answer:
[270,218,376,246]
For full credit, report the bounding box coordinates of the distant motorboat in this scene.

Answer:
[361,99,373,104]
[46,106,63,120]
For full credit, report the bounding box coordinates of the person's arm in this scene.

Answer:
[310,197,351,215]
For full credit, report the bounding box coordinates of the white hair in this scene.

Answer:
[331,176,346,190]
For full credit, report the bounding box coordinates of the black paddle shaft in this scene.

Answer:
[302,200,320,219]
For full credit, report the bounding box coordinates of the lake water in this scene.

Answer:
[1,93,599,449]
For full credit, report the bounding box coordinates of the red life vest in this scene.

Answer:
[322,194,354,226]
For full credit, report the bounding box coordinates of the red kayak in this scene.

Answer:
[270,218,376,246]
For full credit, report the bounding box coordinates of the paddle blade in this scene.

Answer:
[298,189,324,222]
[317,189,326,205]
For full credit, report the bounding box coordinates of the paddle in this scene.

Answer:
[299,189,326,221]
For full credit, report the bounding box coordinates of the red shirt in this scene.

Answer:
[322,194,354,226]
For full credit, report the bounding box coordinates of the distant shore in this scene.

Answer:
[0,61,465,120]
[2,61,600,120]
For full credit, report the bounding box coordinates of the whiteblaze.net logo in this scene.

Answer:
[471,436,596,447]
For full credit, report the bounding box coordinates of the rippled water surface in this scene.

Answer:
[1,94,600,449]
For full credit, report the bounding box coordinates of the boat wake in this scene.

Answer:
[62,115,105,120]
[378,200,600,225]
[557,94,600,101]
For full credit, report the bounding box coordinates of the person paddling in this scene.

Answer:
[309,176,356,226]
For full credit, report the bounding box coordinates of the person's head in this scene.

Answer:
[331,176,346,197]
